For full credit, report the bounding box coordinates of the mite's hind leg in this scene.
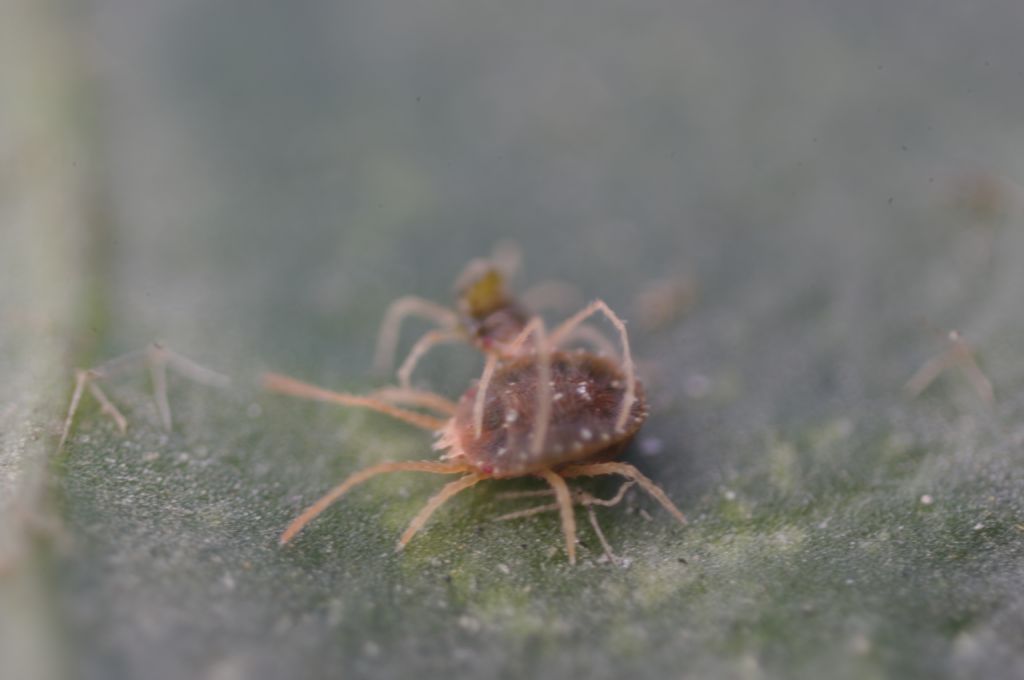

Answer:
[396,329,464,388]
[369,386,457,417]
[280,460,474,545]
[58,343,229,451]
[262,372,446,431]
[539,469,577,565]
[396,472,487,551]
[495,481,635,564]
[586,505,619,565]
[548,300,637,432]
[493,480,635,519]
[905,330,994,405]
[373,296,460,375]
[561,461,687,525]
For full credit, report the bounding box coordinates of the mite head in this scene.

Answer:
[455,258,510,321]
[454,258,529,348]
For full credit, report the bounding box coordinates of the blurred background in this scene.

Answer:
[3,0,1024,678]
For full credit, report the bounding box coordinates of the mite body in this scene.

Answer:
[441,351,648,478]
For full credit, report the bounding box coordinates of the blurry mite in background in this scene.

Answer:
[904,330,994,406]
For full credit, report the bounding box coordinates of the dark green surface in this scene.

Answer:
[4,1,1024,678]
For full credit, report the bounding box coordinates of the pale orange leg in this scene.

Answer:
[280,460,473,545]
[530,321,552,457]
[586,505,619,565]
[396,472,487,550]
[495,481,635,564]
[58,344,229,451]
[369,386,457,417]
[539,469,576,565]
[904,340,957,398]
[548,300,637,432]
[88,381,128,434]
[904,330,994,405]
[500,317,552,456]
[561,461,687,525]
[146,342,230,430]
[493,480,635,518]
[396,328,465,388]
[473,315,553,453]
[59,370,95,451]
[473,352,499,439]
[372,296,459,374]
[562,323,618,359]
[262,372,446,431]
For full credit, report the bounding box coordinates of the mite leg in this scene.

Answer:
[373,296,460,374]
[548,300,637,432]
[396,329,464,388]
[263,372,446,431]
[492,501,561,521]
[905,330,994,405]
[586,506,619,565]
[59,370,101,451]
[493,480,635,517]
[582,479,635,564]
[502,317,551,456]
[472,315,553,453]
[561,461,687,525]
[539,469,576,565]
[473,352,498,439]
[561,323,617,358]
[369,386,457,417]
[280,460,473,545]
[494,481,635,564]
[87,379,128,434]
[396,472,487,551]
[58,344,229,451]
[147,343,232,430]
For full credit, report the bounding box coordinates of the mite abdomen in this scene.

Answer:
[453,352,648,477]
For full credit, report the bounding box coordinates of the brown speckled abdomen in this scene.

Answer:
[453,351,648,477]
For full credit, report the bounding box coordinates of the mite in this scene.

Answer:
[265,282,686,564]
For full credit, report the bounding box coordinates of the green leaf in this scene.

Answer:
[5,2,1024,679]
